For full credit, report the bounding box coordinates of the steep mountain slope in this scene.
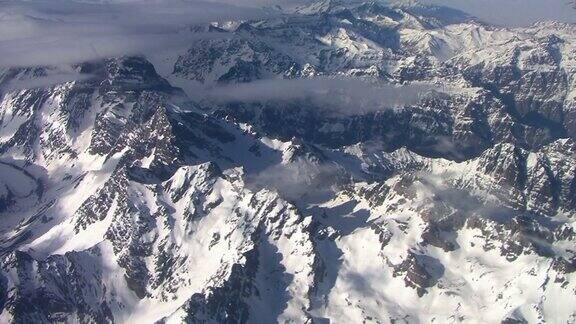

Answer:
[0,1,575,323]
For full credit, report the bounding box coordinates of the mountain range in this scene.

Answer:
[0,0,575,322]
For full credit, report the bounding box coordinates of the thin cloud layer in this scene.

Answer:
[199,78,440,114]
[0,0,273,68]
[2,0,572,69]
[0,72,95,92]
[245,158,342,200]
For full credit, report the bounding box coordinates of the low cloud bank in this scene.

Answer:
[0,0,272,67]
[200,77,441,115]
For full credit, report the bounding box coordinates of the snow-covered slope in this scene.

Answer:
[0,1,575,323]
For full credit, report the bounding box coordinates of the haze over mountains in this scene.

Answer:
[0,0,575,323]
[425,0,576,26]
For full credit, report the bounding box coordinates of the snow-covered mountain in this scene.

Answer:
[0,1,575,323]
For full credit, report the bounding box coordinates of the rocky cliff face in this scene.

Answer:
[0,1,575,323]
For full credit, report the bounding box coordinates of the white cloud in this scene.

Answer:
[0,0,274,68]
[245,158,341,200]
[197,77,440,115]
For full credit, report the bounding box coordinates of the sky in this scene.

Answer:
[426,0,576,26]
